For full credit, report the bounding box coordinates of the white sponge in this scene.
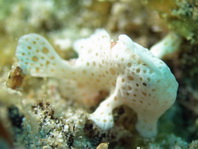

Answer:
[150,32,181,59]
[15,30,178,138]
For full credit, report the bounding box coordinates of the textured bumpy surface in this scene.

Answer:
[16,29,178,138]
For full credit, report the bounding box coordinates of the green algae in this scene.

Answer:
[146,0,198,44]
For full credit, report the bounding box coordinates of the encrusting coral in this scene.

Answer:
[15,29,178,138]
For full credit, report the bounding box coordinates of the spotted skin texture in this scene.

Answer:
[16,34,72,78]
[16,30,178,138]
